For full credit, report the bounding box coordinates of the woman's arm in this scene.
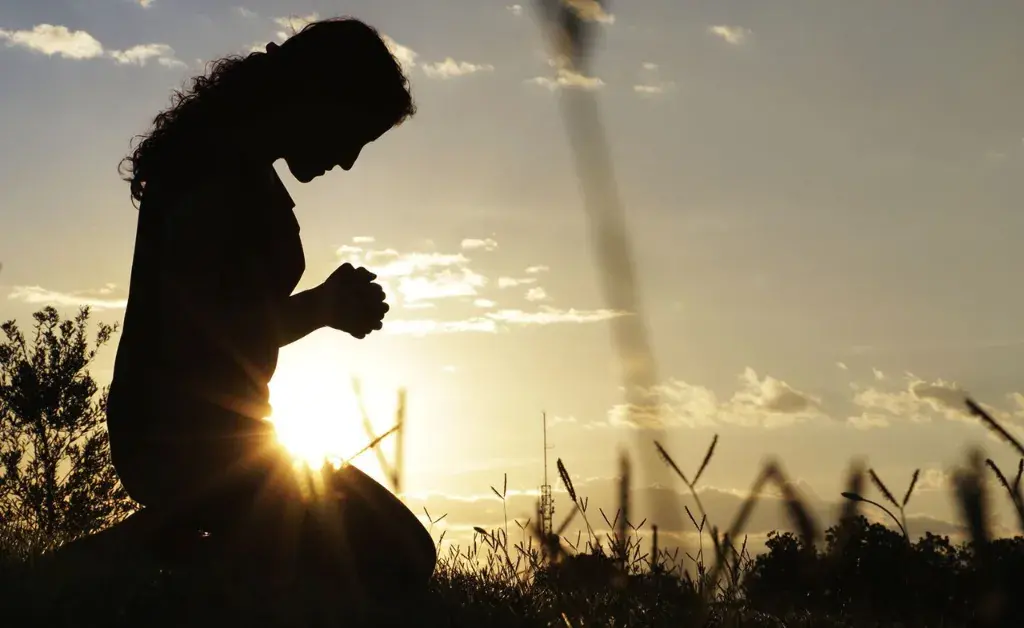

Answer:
[275,287,327,347]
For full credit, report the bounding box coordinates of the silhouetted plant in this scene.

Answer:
[0,306,134,556]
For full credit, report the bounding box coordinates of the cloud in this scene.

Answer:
[847,376,972,427]
[708,25,752,45]
[548,415,578,426]
[915,469,951,492]
[0,24,103,60]
[385,318,498,336]
[1012,393,1024,417]
[873,368,886,381]
[525,265,549,274]
[109,43,185,68]
[138,0,155,7]
[844,376,1024,440]
[337,245,487,305]
[507,4,524,17]
[422,58,494,79]
[336,242,618,331]
[396,269,487,302]
[384,307,624,337]
[8,285,126,311]
[234,6,257,18]
[605,368,822,430]
[848,414,890,430]
[460,238,498,252]
[273,13,319,40]
[381,35,418,72]
[525,287,548,302]
[836,362,849,371]
[634,82,675,96]
[497,277,538,288]
[634,62,675,96]
[0,23,182,67]
[734,368,820,414]
[528,68,605,91]
[351,236,375,244]
[488,307,620,325]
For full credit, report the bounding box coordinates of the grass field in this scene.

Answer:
[2,395,1022,628]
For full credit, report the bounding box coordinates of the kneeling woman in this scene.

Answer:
[106,17,434,594]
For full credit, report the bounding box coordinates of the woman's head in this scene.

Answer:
[119,17,416,205]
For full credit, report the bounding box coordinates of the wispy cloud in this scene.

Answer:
[138,0,155,8]
[273,13,319,40]
[422,58,495,79]
[234,6,257,19]
[634,63,675,96]
[461,238,498,252]
[8,284,126,311]
[109,43,185,68]
[528,68,605,91]
[488,307,619,325]
[708,25,752,45]
[381,35,419,72]
[337,244,485,305]
[525,265,549,274]
[634,83,675,96]
[0,23,182,67]
[385,306,625,337]
[525,287,549,302]
[506,4,524,17]
[497,277,538,289]
[333,236,628,335]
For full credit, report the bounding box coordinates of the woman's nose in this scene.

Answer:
[339,145,364,171]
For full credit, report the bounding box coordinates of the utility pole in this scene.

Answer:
[540,411,555,537]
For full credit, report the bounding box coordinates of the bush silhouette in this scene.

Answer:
[0,306,134,556]
[743,515,1024,625]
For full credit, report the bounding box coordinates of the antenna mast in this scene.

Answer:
[540,411,555,537]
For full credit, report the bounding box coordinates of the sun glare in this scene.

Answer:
[267,362,396,485]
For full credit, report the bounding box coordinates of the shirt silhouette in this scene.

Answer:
[108,162,302,510]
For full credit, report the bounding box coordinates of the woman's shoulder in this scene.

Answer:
[142,164,294,241]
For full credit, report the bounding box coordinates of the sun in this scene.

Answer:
[267,361,395,482]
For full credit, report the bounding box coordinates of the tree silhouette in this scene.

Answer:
[0,306,134,556]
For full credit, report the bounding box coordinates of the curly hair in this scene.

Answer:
[118,17,416,208]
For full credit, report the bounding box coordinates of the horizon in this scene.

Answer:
[2,0,1024,554]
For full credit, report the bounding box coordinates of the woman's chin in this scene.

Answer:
[290,166,323,183]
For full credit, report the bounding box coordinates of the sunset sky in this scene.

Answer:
[2,0,1023,553]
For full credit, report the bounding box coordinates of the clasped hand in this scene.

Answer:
[317,263,389,339]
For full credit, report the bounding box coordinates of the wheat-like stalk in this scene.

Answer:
[868,468,899,508]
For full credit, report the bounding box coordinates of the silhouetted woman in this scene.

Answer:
[107,17,434,596]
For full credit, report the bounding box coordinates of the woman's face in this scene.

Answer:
[281,98,392,183]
